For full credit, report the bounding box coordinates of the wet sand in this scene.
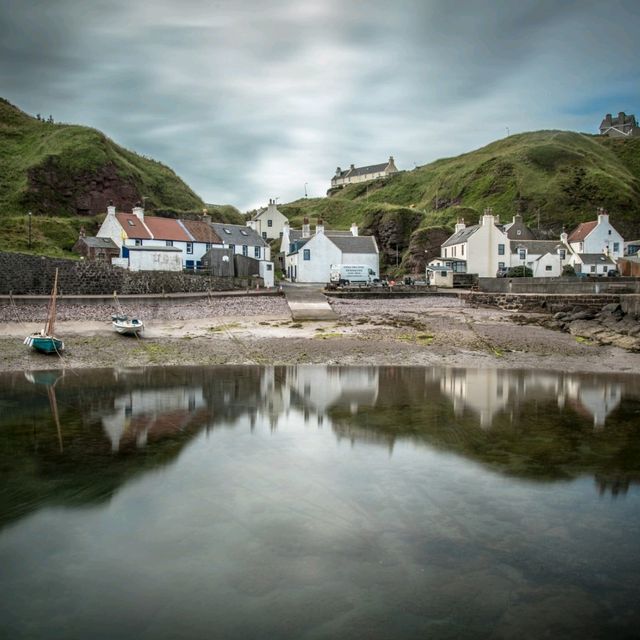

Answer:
[1,296,639,373]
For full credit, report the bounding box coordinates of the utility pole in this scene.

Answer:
[304,183,308,198]
[28,211,32,249]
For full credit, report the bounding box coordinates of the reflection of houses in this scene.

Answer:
[436,368,623,430]
[101,387,207,451]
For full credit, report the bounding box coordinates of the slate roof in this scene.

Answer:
[441,224,481,247]
[81,236,118,249]
[144,217,192,242]
[115,213,152,239]
[326,234,378,254]
[510,240,564,255]
[210,223,268,247]
[568,220,597,243]
[575,253,615,265]
[181,219,222,243]
[334,162,389,180]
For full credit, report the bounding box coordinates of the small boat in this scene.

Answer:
[24,268,64,354]
[112,313,144,336]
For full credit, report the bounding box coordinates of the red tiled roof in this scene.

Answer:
[143,217,192,242]
[568,220,597,243]
[115,213,152,239]
[181,219,222,243]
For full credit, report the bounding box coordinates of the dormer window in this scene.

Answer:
[224,228,232,235]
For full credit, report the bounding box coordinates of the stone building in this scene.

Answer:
[331,156,398,189]
[599,112,639,138]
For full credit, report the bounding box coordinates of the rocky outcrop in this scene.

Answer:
[404,226,451,274]
[23,158,141,216]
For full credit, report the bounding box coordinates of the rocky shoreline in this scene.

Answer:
[1,296,639,374]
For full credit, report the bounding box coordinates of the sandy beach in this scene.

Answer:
[1,295,639,373]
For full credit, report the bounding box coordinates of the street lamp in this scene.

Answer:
[28,211,32,250]
[304,183,308,198]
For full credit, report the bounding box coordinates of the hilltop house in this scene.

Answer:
[566,208,624,261]
[331,156,398,189]
[97,203,223,269]
[599,112,640,138]
[247,199,289,240]
[282,219,379,283]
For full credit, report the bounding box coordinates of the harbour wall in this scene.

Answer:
[477,277,640,294]
[0,251,261,295]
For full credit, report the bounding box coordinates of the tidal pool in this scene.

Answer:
[1,365,639,639]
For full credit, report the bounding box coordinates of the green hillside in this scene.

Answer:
[0,97,206,255]
[282,130,640,273]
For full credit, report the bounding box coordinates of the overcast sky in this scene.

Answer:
[1,0,639,211]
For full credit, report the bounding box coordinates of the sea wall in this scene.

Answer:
[461,292,622,313]
[0,251,258,295]
[477,277,640,294]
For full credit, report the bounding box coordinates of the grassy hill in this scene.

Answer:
[0,97,207,255]
[282,130,640,273]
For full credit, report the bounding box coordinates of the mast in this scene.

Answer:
[45,268,58,336]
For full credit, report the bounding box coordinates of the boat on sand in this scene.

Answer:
[24,268,64,354]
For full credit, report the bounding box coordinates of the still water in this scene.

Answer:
[1,365,639,639]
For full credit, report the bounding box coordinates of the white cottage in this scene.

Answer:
[247,199,289,241]
[509,240,569,277]
[440,210,510,277]
[284,220,379,283]
[567,209,624,261]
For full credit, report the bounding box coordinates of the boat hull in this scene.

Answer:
[24,335,64,354]
[112,320,144,336]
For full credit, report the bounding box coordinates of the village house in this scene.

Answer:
[97,203,223,269]
[247,199,289,240]
[282,219,379,283]
[568,253,616,277]
[509,240,568,277]
[502,214,536,240]
[72,228,119,262]
[599,112,640,138]
[440,209,510,277]
[566,208,624,261]
[210,222,270,262]
[331,156,398,189]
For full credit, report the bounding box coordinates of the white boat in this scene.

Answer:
[112,314,144,336]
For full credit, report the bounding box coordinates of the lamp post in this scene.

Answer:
[304,183,308,198]
[28,211,32,250]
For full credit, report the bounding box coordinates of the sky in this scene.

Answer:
[1,0,639,211]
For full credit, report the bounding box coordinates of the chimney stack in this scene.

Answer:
[132,201,144,221]
[302,217,310,238]
[107,200,116,216]
[350,222,359,236]
[454,218,466,233]
[316,219,325,235]
[597,207,609,225]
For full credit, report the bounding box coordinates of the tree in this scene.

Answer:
[507,266,533,277]
[562,264,576,277]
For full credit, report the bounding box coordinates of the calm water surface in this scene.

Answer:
[1,365,639,639]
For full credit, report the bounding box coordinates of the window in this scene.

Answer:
[267,219,273,227]
[279,232,283,238]
[223,228,232,235]
[461,245,464,256]
[242,245,248,256]
[590,265,596,273]
[498,262,505,269]
[517,229,522,236]
[205,243,211,250]
[545,265,552,271]
[229,244,235,253]
[262,232,267,239]
[134,239,142,246]
[303,249,311,261]
[440,271,447,277]
[254,246,261,258]
[559,249,566,259]
[127,220,135,227]
[519,249,526,260]
[240,230,248,236]
[186,242,193,254]
[613,242,620,252]
[166,240,173,247]
[608,229,612,235]
[498,244,505,255]
[266,264,272,271]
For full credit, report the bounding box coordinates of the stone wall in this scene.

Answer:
[478,277,640,294]
[0,251,253,295]
[461,292,622,313]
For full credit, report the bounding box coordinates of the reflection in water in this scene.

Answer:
[1,365,640,639]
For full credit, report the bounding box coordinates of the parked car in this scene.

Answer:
[607,269,620,277]
[496,267,509,278]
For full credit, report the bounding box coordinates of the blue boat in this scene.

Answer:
[24,268,65,355]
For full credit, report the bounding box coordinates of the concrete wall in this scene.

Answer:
[0,251,251,295]
[478,277,640,294]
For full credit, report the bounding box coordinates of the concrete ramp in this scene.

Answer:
[284,286,338,321]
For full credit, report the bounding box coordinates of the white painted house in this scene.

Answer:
[509,240,569,277]
[97,203,223,269]
[210,222,271,261]
[440,210,510,277]
[331,156,398,188]
[566,209,624,261]
[283,220,379,283]
[247,199,289,240]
